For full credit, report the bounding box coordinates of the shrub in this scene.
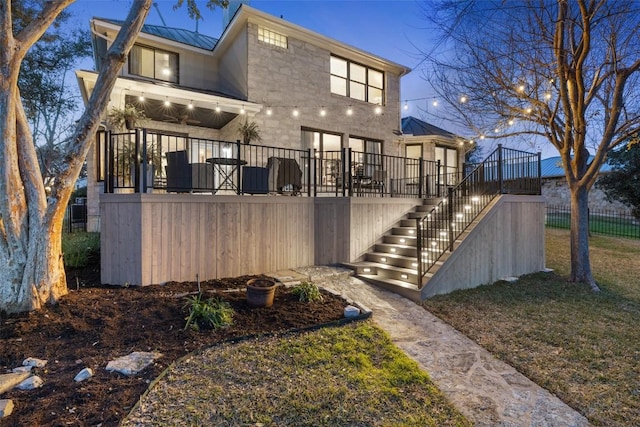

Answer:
[291,281,324,303]
[62,232,100,268]
[184,294,234,331]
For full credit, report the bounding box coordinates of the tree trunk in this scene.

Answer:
[569,184,600,291]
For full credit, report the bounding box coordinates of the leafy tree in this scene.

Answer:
[0,0,227,314]
[596,141,640,219]
[423,0,640,291]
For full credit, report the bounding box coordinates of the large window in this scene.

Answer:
[258,26,288,49]
[349,137,382,176]
[330,56,384,105]
[435,146,459,185]
[129,45,178,83]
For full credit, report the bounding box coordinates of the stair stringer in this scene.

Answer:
[420,194,546,299]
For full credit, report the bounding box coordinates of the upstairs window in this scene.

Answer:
[129,45,178,83]
[258,26,288,49]
[330,56,384,105]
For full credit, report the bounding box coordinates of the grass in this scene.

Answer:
[423,228,640,426]
[61,232,100,268]
[124,321,470,426]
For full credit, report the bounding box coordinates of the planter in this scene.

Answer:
[246,278,277,308]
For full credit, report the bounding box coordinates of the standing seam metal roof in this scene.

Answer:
[97,18,218,50]
[401,116,457,138]
[540,156,614,178]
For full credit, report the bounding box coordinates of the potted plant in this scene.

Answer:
[107,104,147,130]
[237,118,262,144]
[246,277,278,307]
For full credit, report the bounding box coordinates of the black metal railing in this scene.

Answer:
[546,205,640,239]
[102,129,455,199]
[416,145,541,288]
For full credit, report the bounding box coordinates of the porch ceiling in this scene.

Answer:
[75,70,262,130]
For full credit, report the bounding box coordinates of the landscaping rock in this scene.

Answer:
[106,352,162,376]
[16,376,43,390]
[344,305,361,318]
[74,368,93,382]
[0,399,14,418]
[0,372,31,394]
[11,366,32,373]
[22,357,47,368]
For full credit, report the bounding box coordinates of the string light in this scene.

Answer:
[266,107,272,116]
[292,107,299,117]
[138,94,145,102]
[346,106,353,116]
[215,103,221,113]
[164,98,170,107]
[403,101,408,110]
[374,105,382,115]
[240,105,245,115]
[460,96,467,103]
[432,100,438,107]
[320,106,326,117]
[188,101,194,109]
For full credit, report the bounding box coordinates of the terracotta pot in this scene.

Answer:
[246,278,277,308]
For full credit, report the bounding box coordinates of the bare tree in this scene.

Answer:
[422,0,640,291]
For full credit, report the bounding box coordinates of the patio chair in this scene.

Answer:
[165,150,214,192]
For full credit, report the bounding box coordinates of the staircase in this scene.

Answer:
[348,145,542,301]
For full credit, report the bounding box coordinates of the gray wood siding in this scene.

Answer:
[422,195,546,298]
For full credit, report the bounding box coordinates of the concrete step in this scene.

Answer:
[383,234,417,246]
[355,274,422,301]
[365,252,420,270]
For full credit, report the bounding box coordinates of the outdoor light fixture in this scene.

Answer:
[411,263,418,268]
[215,103,221,113]
[363,267,371,273]
[292,107,299,117]
[460,96,467,103]
[464,205,471,210]
[518,84,525,92]
[526,107,533,114]
[188,101,194,109]
[266,108,272,115]
[138,94,145,102]
[403,101,408,110]
[390,248,396,253]
[472,196,479,202]
[320,107,326,117]
[408,230,414,234]
[432,100,438,107]
[545,92,552,100]
[374,105,382,115]
[399,238,406,243]
[164,98,170,107]
[240,105,246,114]
[508,119,514,126]
[480,135,485,140]
[346,106,353,116]
[380,257,387,262]
[401,274,408,280]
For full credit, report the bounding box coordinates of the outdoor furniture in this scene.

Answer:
[267,157,302,195]
[165,150,214,192]
[206,157,248,194]
[242,166,269,194]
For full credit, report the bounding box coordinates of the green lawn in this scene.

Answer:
[423,229,640,426]
[124,321,470,426]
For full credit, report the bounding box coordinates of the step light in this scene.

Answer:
[408,230,414,234]
[401,274,408,280]
[363,267,371,273]
[399,238,406,243]
[464,205,471,210]
[471,196,479,202]
[380,257,387,262]
[411,262,418,268]
[390,248,396,253]
[456,213,464,219]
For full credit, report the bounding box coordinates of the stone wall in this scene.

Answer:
[245,22,402,155]
[542,176,631,214]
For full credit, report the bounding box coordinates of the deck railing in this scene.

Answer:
[416,145,541,288]
[102,129,451,198]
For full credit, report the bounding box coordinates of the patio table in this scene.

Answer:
[206,157,247,194]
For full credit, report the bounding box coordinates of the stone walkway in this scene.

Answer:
[275,266,590,427]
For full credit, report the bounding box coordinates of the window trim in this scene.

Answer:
[128,44,179,84]
[330,55,385,105]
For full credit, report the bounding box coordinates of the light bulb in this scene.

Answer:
[188,101,194,109]
[374,106,382,115]
[460,96,467,103]
[346,106,353,116]
[266,108,272,116]
[320,107,326,117]
[164,99,170,107]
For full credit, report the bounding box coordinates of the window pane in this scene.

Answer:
[330,56,347,77]
[368,87,383,105]
[323,134,341,151]
[350,63,366,83]
[368,69,383,88]
[447,148,457,169]
[406,145,422,159]
[348,137,363,151]
[156,51,178,83]
[331,75,347,96]
[350,81,365,101]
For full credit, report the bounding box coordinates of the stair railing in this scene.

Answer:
[416,145,541,288]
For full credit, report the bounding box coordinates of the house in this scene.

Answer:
[75,3,545,300]
[541,156,631,214]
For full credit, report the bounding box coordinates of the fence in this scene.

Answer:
[102,129,454,199]
[546,205,640,239]
[63,198,87,233]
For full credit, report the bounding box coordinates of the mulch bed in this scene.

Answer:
[0,263,349,427]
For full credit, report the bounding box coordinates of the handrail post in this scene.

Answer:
[537,151,542,195]
[416,217,423,288]
[106,131,113,193]
[418,157,424,199]
[141,129,148,193]
[436,160,441,198]
[346,147,352,197]
[308,148,314,197]
[133,130,140,193]
[448,186,454,252]
[235,140,241,195]
[498,144,504,194]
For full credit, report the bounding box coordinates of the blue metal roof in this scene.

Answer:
[98,18,218,50]
[401,116,457,138]
[540,155,614,178]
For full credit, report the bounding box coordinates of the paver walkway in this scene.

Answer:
[277,266,590,427]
